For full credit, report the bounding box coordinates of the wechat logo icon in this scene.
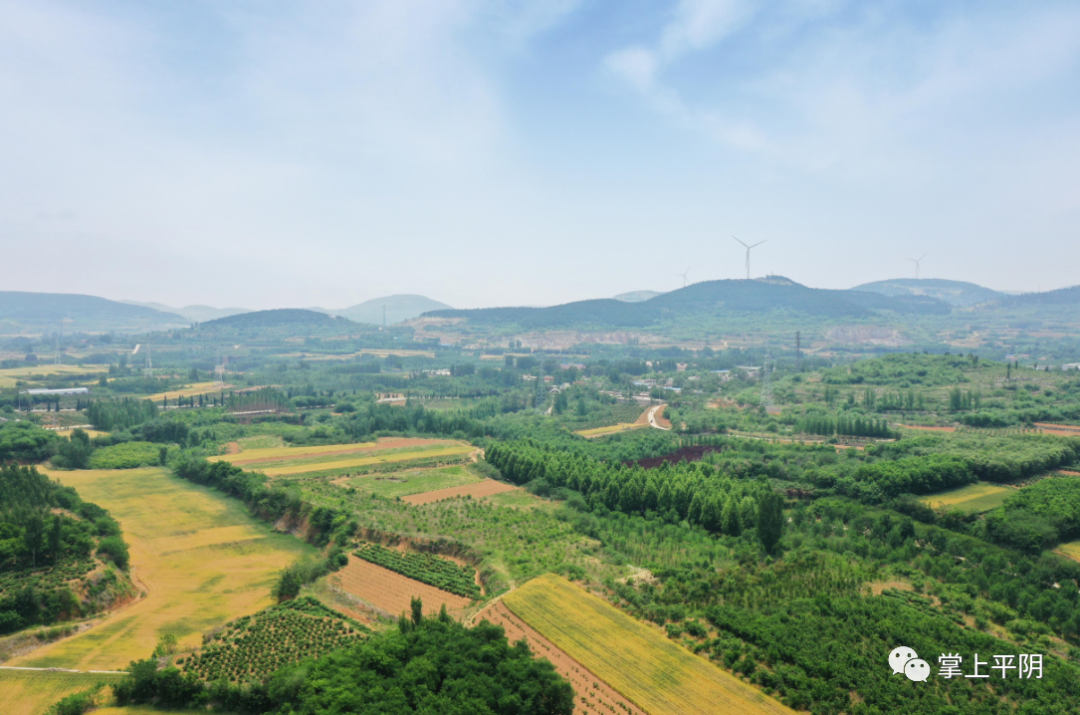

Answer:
[890,646,930,682]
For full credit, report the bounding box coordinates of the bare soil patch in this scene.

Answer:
[331,558,471,618]
[1037,423,1080,435]
[475,601,646,715]
[225,442,240,455]
[401,479,519,505]
[865,581,914,596]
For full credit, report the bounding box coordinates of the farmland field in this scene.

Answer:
[342,465,482,499]
[400,478,519,505]
[503,574,796,715]
[208,438,474,478]
[8,467,314,671]
[329,557,472,618]
[0,365,104,388]
[0,669,125,715]
[476,601,647,715]
[918,482,1012,513]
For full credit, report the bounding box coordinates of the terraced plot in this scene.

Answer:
[260,445,474,477]
[504,574,796,715]
[0,365,103,388]
[330,557,471,618]
[147,382,230,401]
[401,479,519,505]
[8,467,313,672]
[918,482,1012,513]
[575,423,647,438]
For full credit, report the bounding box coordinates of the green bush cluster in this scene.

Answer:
[87,441,163,469]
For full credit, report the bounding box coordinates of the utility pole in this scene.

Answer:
[761,353,774,413]
[796,331,802,372]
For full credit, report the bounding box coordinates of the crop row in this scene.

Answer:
[180,597,367,684]
[352,543,480,599]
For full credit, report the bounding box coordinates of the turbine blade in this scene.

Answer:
[732,236,749,248]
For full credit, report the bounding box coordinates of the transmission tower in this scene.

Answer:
[144,345,153,378]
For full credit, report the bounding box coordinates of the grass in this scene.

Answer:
[0,669,125,715]
[0,365,104,388]
[258,445,474,477]
[503,574,796,715]
[345,465,482,499]
[917,482,1013,513]
[483,490,548,510]
[8,467,314,671]
[575,423,647,438]
[237,435,285,450]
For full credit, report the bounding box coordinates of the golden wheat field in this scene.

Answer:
[503,574,797,715]
[8,468,313,672]
[0,670,125,715]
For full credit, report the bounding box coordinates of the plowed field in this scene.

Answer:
[504,574,796,715]
[401,479,519,505]
[476,601,646,715]
[330,558,471,617]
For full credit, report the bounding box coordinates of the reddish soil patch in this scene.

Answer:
[653,404,672,429]
[1037,423,1080,435]
[224,441,240,455]
[475,601,647,715]
[899,425,956,432]
[1057,470,1080,476]
[401,479,519,505]
[331,558,471,618]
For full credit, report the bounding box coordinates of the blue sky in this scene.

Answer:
[1,0,1078,309]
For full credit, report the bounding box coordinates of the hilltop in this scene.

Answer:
[852,278,1005,307]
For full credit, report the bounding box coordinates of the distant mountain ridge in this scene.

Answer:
[424,278,952,329]
[122,301,251,322]
[613,290,664,303]
[852,278,1005,307]
[0,291,187,333]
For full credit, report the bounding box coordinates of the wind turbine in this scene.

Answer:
[675,267,691,287]
[733,236,767,280]
[907,253,928,280]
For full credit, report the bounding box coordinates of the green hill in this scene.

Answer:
[198,309,347,330]
[0,291,187,333]
[852,278,1005,307]
[425,279,950,329]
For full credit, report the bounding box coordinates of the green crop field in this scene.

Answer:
[344,465,482,498]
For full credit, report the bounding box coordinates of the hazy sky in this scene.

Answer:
[2,0,1079,309]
